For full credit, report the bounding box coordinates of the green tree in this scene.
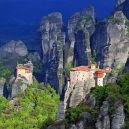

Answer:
[65,63,73,77]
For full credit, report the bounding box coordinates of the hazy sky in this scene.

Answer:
[0,0,115,25]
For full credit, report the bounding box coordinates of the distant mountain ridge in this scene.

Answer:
[0,24,39,50]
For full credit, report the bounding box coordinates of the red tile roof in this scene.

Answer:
[70,66,111,73]
[71,66,90,71]
[95,71,104,78]
[67,77,70,81]
[16,66,32,72]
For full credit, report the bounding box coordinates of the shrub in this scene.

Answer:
[65,103,91,125]
[0,66,14,79]
[65,63,73,77]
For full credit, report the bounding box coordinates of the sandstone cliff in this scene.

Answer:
[91,11,129,80]
[64,79,95,109]
[115,0,129,19]
[68,101,125,129]
[40,12,65,94]
[39,7,96,94]
[47,95,125,129]
[115,0,126,8]
[10,76,28,98]
[96,101,125,129]
[66,6,95,66]
[0,78,6,97]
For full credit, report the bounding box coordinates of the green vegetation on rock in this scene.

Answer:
[86,16,94,25]
[0,66,14,79]
[0,81,60,129]
[65,63,73,77]
[0,66,14,86]
[125,20,129,33]
[109,16,124,25]
[33,60,43,74]
[65,103,91,125]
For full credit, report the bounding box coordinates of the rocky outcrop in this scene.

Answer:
[111,105,125,129]
[91,11,129,79]
[11,61,34,97]
[69,81,85,107]
[69,112,94,129]
[27,52,41,61]
[74,30,91,66]
[0,40,28,57]
[66,12,80,65]
[0,78,6,97]
[46,5,129,129]
[96,101,125,129]
[11,76,28,98]
[39,7,95,94]
[40,12,65,94]
[69,125,77,129]
[115,0,126,8]
[47,97,125,129]
[125,58,129,71]
[96,101,110,129]
[66,6,95,66]
[115,0,129,19]
[84,94,96,107]
[64,79,95,108]
[66,100,125,129]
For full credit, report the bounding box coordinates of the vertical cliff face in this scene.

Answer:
[96,101,125,129]
[11,77,28,98]
[40,8,95,93]
[0,78,6,97]
[91,11,129,77]
[67,6,95,66]
[67,13,80,65]
[115,0,129,20]
[115,0,126,8]
[39,6,129,95]
[74,30,91,66]
[40,12,65,94]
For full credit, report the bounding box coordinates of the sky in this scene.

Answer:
[0,0,115,25]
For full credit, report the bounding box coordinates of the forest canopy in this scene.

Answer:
[0,81,60,129]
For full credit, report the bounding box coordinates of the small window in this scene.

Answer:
[18,74,21,77]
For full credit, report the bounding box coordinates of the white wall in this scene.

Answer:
[96,78,103,86]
